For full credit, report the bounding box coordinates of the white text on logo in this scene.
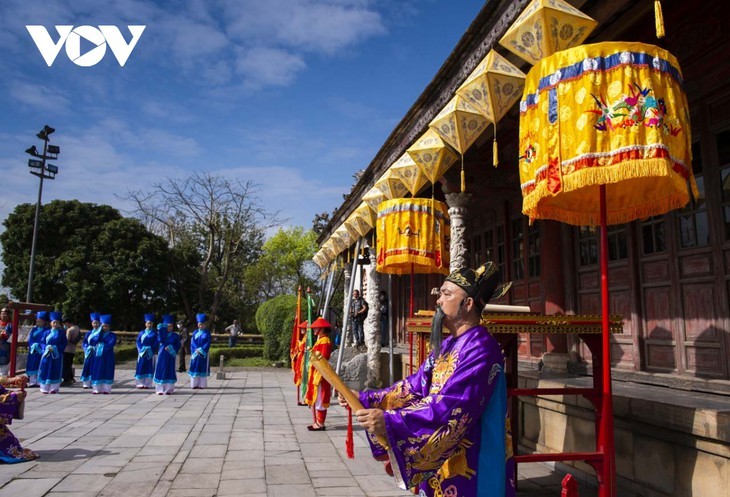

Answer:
[26,25,146,67]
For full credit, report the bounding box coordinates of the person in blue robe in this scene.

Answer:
[80,313,101,389]
[89,314,116,394]
[25,311,49,387]
[154,314,180,395]
[135,313,158,389]
[189,313,212,389]
[38,312,68,394]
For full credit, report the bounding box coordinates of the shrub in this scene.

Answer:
[73,343,263,364]
[208,345,263,361]
[255,295,296,364]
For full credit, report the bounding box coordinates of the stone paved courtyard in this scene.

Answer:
[0,367,596,497]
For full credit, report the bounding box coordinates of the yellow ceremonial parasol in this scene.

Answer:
[355,201,376,227]
[362,187,387,214]
[407,128,459,191]
[342,218,360,241]
[335,223,357,250]
[519,42,694,226]
[319,253,331,269]
[517,41,695,497]
[499,0,597,65]
[376,196,450,347]
[328,232,347,256]
[389,152,428,197]
[333,225,358,263]
[375,198,450,276]
[321,243,335,261]
[429,94,490,191]
[374,168,409,200]
[312,253,326,269]
[345,213,369,240]
[322,242,339,266]
[347,203,376,238]
[456,49,526,166]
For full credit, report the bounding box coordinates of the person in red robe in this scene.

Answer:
[305,317,332,431]
[292,320,308,406]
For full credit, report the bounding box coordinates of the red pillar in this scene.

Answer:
[542,220,568,354]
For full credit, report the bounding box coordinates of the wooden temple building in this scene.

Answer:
[317,1,729,495]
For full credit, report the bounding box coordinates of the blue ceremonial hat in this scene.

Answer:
[100,314,112,325]
[90,312,101,322]
[37,311,49,321]
[162,314,175,325]
[50,311,63,322]
[144,313,155,323]
[196,313,207,323]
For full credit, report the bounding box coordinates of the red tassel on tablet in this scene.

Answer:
[346,406,354,459]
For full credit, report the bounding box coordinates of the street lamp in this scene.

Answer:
[25,125,60,303]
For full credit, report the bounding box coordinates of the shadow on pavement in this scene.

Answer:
[32,448,115,462]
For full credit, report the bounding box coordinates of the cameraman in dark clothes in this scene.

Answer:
[62,317,81,385]
[177,321,189,373]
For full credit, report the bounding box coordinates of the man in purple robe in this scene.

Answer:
[341,262,515,496]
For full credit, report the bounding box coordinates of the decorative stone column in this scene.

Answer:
[445,192,472,273]
[343,265,353,347]
[364,244,382,388]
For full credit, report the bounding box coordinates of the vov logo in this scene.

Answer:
[26,25,146,67]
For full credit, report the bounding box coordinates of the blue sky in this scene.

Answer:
[0,0,485,231]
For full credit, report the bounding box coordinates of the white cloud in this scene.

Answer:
[159,16,229,61]
[6,80,71,113]
[0,118,344,232]
[0,0,404,230]
[80,118,203,160]
[140,100,196,123]
[216,164,347,226]
[236,47,307,90]
[223,0,386,54]
[0,0,388,92]
[199,59,234,86]
[278,3,385,54]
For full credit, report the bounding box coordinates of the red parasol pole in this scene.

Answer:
[409,263,414,318]
[599,185,616,497]
[409,262,414,374]
[10,309,19,377]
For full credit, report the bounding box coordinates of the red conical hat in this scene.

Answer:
[298,320,309,329]
[310,317,332,329]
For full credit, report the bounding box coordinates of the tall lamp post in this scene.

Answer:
[25,125,60,303]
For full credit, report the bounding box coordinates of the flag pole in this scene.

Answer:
[336,237,361,375]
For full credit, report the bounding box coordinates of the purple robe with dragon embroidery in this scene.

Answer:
[0,385,37,463]
[359,325,516,497]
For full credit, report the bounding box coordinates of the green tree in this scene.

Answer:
[86,218,171,329]
[246,227,320,301]
[0,200,174,328]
